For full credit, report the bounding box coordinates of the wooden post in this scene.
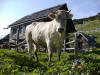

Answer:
[8,34,10,50]
[8,40,11,50]
[74,32,78,59]
[64,34,69,52]
[16,26,20,51]
[64,39,66,52]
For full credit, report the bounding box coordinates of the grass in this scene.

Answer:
[77,19,100,31]
[0,48,100,75]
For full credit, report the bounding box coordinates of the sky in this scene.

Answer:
[0,0,100,39]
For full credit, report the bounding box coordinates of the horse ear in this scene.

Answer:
[48,13,55,19]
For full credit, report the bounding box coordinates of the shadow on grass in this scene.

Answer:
[92,50,100,55]
[82,49,100,55]
[67,50,100,64]
[78,51,100,64]
[83,56,100,63]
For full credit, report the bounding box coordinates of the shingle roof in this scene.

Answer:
[8,3,68,28]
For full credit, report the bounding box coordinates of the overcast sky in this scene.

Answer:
[0,0,100,39]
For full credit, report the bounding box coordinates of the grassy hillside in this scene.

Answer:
[77,19,100,31]
[76,19,100,44]
[73,13,100,24]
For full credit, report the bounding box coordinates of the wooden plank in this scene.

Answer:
[16,26,20,51]
[66,40,75,45]
[64,34,69,52]
[74,32,78,59]
[66,48,75,50]
[80,32,89,41]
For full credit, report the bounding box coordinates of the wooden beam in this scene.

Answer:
[66,48,75,50]
[16,26,20,51]
[80,32,89,41]
[66,40,75,45]
[74,32,78,59]
[64,34,69,51]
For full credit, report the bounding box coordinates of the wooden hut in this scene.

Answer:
[8,3,76,47]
